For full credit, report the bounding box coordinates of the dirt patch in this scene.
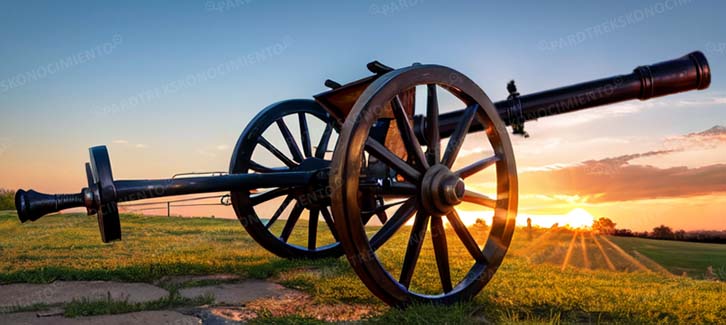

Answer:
[184,291,382,322]
[176,279,381,322]
[246,291,381,322]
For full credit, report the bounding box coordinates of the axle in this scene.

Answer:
[428,51,710,139]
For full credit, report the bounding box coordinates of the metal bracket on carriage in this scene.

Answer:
[367,60,394,75]
[324,79,342,89]
[506,80,529,138]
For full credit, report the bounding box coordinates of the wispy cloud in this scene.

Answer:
[541,95,725,128]
[666,125,726,149]
[197,149,217,158]
[111,139,148,149]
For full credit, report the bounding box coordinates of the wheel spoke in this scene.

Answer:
[258,136,298,168]
[442,104,478,168]
[308,208,319,249]
[425,84,440,165]
[265,195,293,229]
[249,161,288,173]
[369,198,417,250]
[315,123,333,158]
[320,207,339,241]
[298,113,313,158]
[462,190,497,209]
[455,155,499,179]
[280,202,304,242]
[430,216,452,292]
[447,210,488,264]
[399,211,430,288]
[250,187,290,206]
[391,95,429,170]
[276,118,305,163]
[365,139,421,181]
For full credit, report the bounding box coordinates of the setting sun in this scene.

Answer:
[516,208,595,229]
[562,208,596,229]
[453,207,596,230]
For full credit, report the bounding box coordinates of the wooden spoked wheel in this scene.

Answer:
[230,99,343,259]
[330,65,518,306]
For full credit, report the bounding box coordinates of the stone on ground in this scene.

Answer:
[0,281,169,311]
[2,310,200,325]
[178,280,291,305]
[157,274,241,286]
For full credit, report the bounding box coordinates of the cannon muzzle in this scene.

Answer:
[15,189,87,223]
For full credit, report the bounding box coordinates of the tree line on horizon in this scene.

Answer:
[0,188,14,210]
[2,188,724,245]
[592,217,726,244]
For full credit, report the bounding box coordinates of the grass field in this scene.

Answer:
[608,236,726,280]
[0,211,724,323]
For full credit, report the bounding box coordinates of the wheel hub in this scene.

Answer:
[420,164,465,215]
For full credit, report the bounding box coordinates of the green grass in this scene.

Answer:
[0,212,332,283]
[608,236,726,279]
[1,211,725,323]
[63,291,213,317]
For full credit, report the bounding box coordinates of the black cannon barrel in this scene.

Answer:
[15,171,315,223]
[436,51,711,137]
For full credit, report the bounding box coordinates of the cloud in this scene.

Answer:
[542,101,650,128]
[112,139,148,149]
[520,148,726,203]
[197,149,217,158]
[666,125,726,149]
[216,144,229,151]
[675,96,726,107]
[539,94,726,128]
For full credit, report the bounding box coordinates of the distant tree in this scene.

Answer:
[651,225,675,239]
[474,218,487,228]
[592,217,616,235]
[635,231,649,238]
[0,188,14,210]
[613,228,633,237]
[526,217,533,241]
[674,229,687,240]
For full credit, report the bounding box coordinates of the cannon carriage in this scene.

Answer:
[15,51,711,306]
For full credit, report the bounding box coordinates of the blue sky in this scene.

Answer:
[1,1,724,229]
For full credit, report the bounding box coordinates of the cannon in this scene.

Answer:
[14,51,711,306]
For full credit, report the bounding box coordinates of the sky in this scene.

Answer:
[0,0,724,231]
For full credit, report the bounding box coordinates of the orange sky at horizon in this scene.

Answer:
[1,94,725,232]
